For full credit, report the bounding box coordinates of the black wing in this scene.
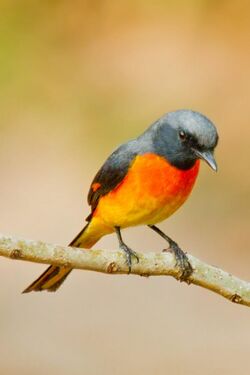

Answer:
[86,141,137,220]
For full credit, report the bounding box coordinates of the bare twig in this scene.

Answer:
[0,233,249,306]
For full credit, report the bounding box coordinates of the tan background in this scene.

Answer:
[0,1,250,374]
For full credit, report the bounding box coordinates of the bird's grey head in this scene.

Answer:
[150,109,219,170]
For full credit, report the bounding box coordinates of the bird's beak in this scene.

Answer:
[194,149,218,172]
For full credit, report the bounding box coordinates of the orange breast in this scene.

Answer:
[94,153,200,228]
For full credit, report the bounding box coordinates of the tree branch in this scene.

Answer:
[0,233,249,306]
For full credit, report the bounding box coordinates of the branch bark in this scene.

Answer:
[0,233,249,306]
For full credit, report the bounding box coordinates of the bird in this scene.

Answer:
[23,109,218,293]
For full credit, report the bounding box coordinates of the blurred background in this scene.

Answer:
[0,0,250,374]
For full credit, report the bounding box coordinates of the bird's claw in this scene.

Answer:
[120,244,139,273]
[163,242,193,281]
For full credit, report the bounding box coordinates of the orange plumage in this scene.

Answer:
[94,153,200,228]
[91,182,101,192]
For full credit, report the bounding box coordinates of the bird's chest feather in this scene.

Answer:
[122,153,199,202]
[96,153,200,227]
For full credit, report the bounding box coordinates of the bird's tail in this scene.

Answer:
[22,217,112,293]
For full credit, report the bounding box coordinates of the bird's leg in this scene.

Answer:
[148,225,193,281]
[115,226,139,273]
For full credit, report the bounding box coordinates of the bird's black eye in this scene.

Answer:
[179,130,186,141]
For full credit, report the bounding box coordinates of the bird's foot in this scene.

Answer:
[163,241,193,281]
[120,244,139,273]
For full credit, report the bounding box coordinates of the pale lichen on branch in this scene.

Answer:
[0,233,250,307]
